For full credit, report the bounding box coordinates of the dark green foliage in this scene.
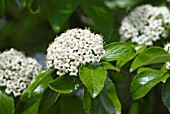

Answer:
[1,0,170,114]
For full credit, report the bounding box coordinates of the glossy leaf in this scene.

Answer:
[162,78,170,112]
[117,59,134,68]
[0,91,14,114]
[38,87,60,114]
[15,70,53,114]
[104,42,136,61]
[79,65,106,98]
[29,68,55,96]
[137,67,170,83]
[131,70,163,100]
[130,47,170,72]
[137,67,160,74]
[60,95,85,114]
[101,62,118,71]
[161,72,170,83]
[157,65,169,83]
[133,44,146,54]
[83,89,91,114]
[81,0,114,43]
[0,0,4,18]
[117,44,146,67]
[83,78,121,114]
[49,74,81,93]
[44,0,81,33]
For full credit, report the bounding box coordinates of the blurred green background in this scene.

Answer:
[0,0,170,114]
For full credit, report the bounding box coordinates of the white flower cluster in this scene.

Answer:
[119,4,170,46]
[46,28,105,76]
[0,48,42,97]
[164,43,170,69]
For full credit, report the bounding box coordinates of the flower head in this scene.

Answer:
[0,48,42,97]
[119,4,170,46]
[46,28,105,76]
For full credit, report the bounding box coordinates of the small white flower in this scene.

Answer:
[6,80,13,88]
[69,68,78,76]
[70,61,80,67]
[119,4,170,46]
[0,79,6,86]
[56,70,65,76]
[20,82,27,90]
[13,90,21,97]
[5,88,13,95]
[13,81,20,89]
[46,28,105,76]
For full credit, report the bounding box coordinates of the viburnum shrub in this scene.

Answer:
[25,27,170,114]
[2,27,170,114]
[24,28,138,114]
[2,1,170,114]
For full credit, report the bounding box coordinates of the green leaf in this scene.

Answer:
[104,42,136,61]
[83,89,92,114]
[161,72,170,83]
[29,68,55,96]
[137,67,159,74]
[162,78,170,112]
[117,44,146,67]
[137,67,170,83]
[0,0,4,18]
[79,65,106,98]
[60,95,85,114]
[81,0,114,43]
[38,87,60,114]
[130,47,170,72]
[130,70,163,100]
[83,78,121,114]
[49,74,81,93]
[0,91,14,114]
[133,44,146,54]
[15,70,53,114]
[44,0,81,33]
[100,62,118,71]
